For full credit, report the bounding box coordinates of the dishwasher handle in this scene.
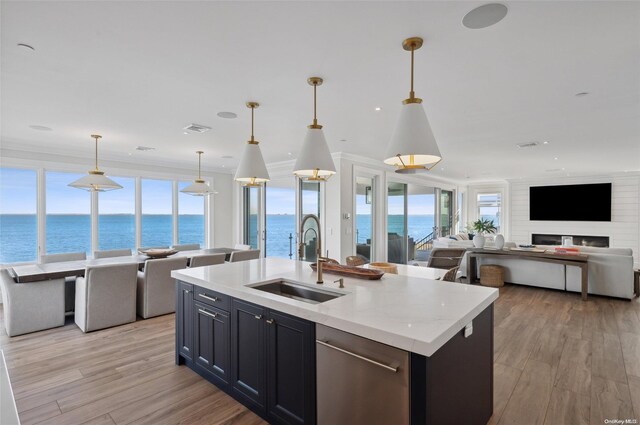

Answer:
[316,340,398,373]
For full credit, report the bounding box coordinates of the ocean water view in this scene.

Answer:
[0,214,204,263]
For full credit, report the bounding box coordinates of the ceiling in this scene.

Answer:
[2,1,639,183]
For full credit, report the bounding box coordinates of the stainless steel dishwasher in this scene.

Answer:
[316,324,410,425]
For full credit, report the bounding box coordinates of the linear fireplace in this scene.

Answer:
[532,233,609,248]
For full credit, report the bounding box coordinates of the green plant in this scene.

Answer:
[472,218,497,235]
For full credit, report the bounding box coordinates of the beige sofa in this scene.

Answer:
[475,245,635,299]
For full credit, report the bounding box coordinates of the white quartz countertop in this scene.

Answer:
[172,258,498,357]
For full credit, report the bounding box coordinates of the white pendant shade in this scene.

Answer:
[235,142,270,184]
[181,151,217,196]
[180,180,218,196]
[384,101,442,168]
[69,134,123,192]
[293,127,336,180]
[68,171,123,192]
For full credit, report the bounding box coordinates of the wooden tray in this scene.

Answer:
[310,263,384,280]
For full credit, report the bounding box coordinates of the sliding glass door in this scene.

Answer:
[299,181,321,261]
[242,186,262,250]
[387,182,437,264]
[265,178,296,259]
[439,189,454,237]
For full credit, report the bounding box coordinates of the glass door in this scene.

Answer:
[439,189,454,237]
[407,184,436,262]
[242,186,262,251]
[355,177,374,262]
[265,178,297,259]
[299,181,321,261]
[387,182,407,264]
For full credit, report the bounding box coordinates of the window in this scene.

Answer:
[477,193,501,232]
[0,168,37,263]
[45,171,91,255]
[178,181,205,246]
[99,176,135,251]
[265,179,296,259]
[141,179,173,248]
[387,182,406,264]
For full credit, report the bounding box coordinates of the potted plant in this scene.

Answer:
[472,218,497,248]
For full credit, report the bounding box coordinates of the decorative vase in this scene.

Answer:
[494,234,505,250]
[473,234,486,248]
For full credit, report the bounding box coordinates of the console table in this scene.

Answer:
[466,248,589,300]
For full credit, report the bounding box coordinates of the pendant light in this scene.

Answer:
[181,151,218,196]
[384,37,442,174]
[69,134,123,191]
[293,77,336,181]
[235,102,270,186]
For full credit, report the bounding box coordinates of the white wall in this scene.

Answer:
[508,173,640,267]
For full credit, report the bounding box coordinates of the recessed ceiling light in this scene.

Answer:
[217,112,237,119]
[554,157,558,160]
[543,141,549,145]
[29,125,52,131]
[575,92,589,97]
[17,43,35,52]
[183,132,189,135]
[463,3,508,29]
[128,153,132,156]
[221,155,233,159]
[287,152,293,156]
[375,107,382,111]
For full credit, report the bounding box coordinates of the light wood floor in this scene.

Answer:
[1,284,639,425]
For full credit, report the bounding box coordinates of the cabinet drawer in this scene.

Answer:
[195,286,230,311]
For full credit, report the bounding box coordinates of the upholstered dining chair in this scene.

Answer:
[40,251,87,313]
[74,263,139,332]
[234,244,251,251]
[93,249,132,259]
[190,253,226,268]
[427,248,466,270]
[137,257,189,318]
[172,244,200,251]
[229,249,261,262]
[0,269,65,337]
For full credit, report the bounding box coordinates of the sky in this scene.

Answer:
[0,168,204,214]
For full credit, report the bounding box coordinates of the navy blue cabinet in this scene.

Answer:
[267,310,316,425]
[176,281,193,364]
[194,301,230,386]
[230,299,267,413]
[177,285,316,425]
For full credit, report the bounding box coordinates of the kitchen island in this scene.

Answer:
[172,258,498,425]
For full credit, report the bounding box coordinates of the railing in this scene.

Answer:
[414,231,435,251]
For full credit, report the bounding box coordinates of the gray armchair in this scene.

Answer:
[137,257,188,318]
[40,251,86,313]
[229,249,260,262]
[190,253,226,268]
[93,249,132,259]
[74,263,139,332]
[0,269,65,337]
[172,244,200,251]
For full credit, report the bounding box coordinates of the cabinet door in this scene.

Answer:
[176,281,194,363]
[194,301,230,384]
[267,310,316,425]
[231,299,267,412]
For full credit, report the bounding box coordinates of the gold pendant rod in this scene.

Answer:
[410,46,415,100]
[313,83,317,127]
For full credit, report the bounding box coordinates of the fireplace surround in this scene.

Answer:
[531,233,609,248]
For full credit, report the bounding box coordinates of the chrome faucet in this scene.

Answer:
[299,214,325,284]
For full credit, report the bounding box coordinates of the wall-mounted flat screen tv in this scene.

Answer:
[529,183,612,221]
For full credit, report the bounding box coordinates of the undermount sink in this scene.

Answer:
[248,280,345,304]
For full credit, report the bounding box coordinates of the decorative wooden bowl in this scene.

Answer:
[310,263,384,280]
[367,262,398,274]
[139,248,178,259]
